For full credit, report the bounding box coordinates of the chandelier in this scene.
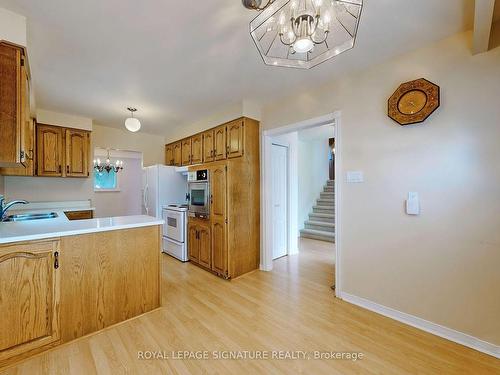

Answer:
[93,149,124,174]
[243,0,363,69]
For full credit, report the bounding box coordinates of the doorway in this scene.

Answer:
[271,144,288,260]
[261,112,341,296]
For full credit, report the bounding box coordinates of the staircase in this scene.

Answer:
[300,180,335,243]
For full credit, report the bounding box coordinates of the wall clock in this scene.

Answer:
[388,78,440,125]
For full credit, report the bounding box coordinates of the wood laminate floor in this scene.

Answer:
[2,238,499,374]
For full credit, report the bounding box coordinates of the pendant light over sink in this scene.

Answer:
[125,107,141,132]
[242,0,363,69]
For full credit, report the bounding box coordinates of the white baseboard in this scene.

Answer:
[260,263,272,271]
[339,292,500,359]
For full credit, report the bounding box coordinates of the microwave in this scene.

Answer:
[187,169,210,219]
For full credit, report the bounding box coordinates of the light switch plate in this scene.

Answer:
[346,171,364,183]
[406,192,420,215]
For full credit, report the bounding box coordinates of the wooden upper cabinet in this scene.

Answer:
[191,134,202,165]
[173,141,182,166]
[37,125,64,177]
[181,138,192,166]
[0,43,22,167]
[65,129,89,177]
[165,144,174,166]
[227,119,244,159]
[214,125,227,161]
[0,65,34,176]
[202,130,215,163]
[0,240,60,363]
[198,223,211,269]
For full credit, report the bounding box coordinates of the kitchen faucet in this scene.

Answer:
[0,195,29,221]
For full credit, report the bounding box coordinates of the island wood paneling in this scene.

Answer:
[59,226,161,343]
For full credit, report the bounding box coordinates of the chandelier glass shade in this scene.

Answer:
[249,0,363,69]
[93,149,124,174]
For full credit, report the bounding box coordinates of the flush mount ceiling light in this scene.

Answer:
[125,107,141,132]
[243,0,363,69]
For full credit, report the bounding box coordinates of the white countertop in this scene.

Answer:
[0,208,163,245]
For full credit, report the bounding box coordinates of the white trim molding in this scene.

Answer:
[340,292,500,359]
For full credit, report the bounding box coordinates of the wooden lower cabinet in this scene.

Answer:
[188,222,199,262]
[188,220,211,269]
[211,219,227,277]
[0,240,60,365]
[0,225,161,369]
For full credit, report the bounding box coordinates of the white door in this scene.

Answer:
[272,144,288,259]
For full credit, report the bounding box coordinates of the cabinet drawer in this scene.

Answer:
[64,210,93,221]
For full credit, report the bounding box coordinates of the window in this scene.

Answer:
[94,170,119,191]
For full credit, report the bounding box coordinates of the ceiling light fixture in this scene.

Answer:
[125,107,141,132]
[93,149,124,174]
[243,0,363,69]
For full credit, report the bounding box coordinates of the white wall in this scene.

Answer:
[262,31,500,346]
[92,156,142,218]
[298,139,330,228]
[0,8,26,46]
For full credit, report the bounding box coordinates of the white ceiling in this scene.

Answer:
[0,0,474,135]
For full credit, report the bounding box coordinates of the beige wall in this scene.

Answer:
[262,31,500,346]
[0,8,26,46]
[164,100,262,143]
[93,124,164,167]
[37,109,93,131]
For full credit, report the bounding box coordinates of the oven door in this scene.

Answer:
[162,209,185,243]
[188,182,209,215]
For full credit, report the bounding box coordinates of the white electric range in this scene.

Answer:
[162,204,189,261]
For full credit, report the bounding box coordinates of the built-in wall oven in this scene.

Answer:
[187,169,210,219]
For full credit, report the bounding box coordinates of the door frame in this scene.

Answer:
[260,111,342,298]
[270,142,290,260]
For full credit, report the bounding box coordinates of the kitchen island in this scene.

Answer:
[0,213,163,369]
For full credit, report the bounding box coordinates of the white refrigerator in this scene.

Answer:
[142,165,187,218]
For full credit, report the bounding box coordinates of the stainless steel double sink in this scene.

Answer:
[2,212,58,222]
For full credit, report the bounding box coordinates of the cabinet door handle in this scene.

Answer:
[66,165,70,174]
[210,194,213,204]
[59,165,62,174]
[54,251,59,269]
